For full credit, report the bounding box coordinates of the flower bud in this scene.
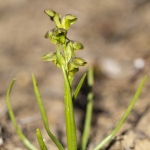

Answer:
[53,60,61,68]
[62,14,77,30]
[44,9,61,27]
[65,41,75,61]
[45,29,58,44]
[73,41,84,50]
[54,28,67,44]
[68,57,86,77]
[70,57,87,68]
[69,68,79,77]
[42,52,56,61]
[45,30,52,39]
[54,52,65,68]
[44,9,56,20]
[54,28,66,35]
[45,28,67,44]
[68,62,79,77]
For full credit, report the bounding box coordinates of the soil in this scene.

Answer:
[1,0,150,150]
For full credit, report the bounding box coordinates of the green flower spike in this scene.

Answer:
[43,10,86,150]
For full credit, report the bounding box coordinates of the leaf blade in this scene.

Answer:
[6,79,39,150]
[80,67,94,150]
[32,74,64,150]
[72,73,87,102]
[36,128,48,150]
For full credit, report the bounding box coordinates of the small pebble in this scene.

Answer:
[133,58,145,70]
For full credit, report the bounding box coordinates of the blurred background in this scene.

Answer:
[1,0,150,149]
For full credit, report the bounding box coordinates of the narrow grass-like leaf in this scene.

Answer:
[36,128,48,150]
[80,67,94,150]
[62,66,77,150]
[72,73,87,102]
[6,79,39,150]
[93,76,147,150]
[32,74,64,150]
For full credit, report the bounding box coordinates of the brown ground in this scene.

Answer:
[1,0,150,150]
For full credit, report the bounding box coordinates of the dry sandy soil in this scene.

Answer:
[1,0,150,150]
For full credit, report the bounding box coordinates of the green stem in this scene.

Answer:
[62,66,77,150]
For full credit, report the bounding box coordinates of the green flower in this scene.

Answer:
[42,51,65,68]
[65,41,75,62]
[69,57,87,68]
[44,9,61,27]
[44,9,56,19]
[42,52,56,61]
[62,14,77,30]
[45,28,67,44]
[72,41,84,50]
[68,57,87,77]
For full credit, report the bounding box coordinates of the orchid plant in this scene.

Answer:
[6,9,146,150]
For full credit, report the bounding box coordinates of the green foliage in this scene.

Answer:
[32,74,64,150]
[6,79,39,150]
[36,129,48,150]
[80,67,94,150]
[5,8,147,150]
